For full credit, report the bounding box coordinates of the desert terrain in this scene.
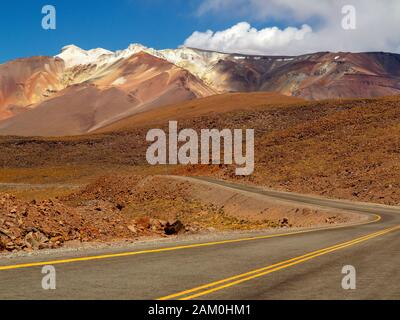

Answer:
[1,91,399,253]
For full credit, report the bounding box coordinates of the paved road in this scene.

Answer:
[0,177,399,300]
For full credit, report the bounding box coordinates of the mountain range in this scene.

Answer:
[0,43,400,136]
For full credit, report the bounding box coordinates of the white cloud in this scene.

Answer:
[187,0,400,55]
[185,22,312,55]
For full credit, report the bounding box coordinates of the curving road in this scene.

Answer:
[0,177,399,300]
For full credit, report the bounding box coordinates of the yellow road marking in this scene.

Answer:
[158,229,385,300]
[158,224,399,300]
[0,214,381,272]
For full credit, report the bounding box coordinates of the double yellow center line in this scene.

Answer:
[158,224,400,300]
[0,216,379,272]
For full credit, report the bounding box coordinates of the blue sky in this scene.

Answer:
[1,1,398,63]
[0,0,280,63]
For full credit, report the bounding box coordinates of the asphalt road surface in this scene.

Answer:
[0,177,399,300]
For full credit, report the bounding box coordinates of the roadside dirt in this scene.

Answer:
[0,175,362,254]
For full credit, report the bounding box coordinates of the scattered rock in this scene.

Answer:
[6,242,15,251]
[127,225,137,234]
[325,216,338,224]
[24,232,48,250]
[279,218,290,227]
[0,228,13,239]
[164,220,185,235]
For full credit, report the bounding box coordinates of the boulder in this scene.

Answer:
[24,231,48,250]
[164,220,185,235]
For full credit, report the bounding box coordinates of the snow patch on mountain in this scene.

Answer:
[159,47,227,86]
[55,43,227,85]
[112,77,127,86]
[57,45,114,68]
[56,43,161,69]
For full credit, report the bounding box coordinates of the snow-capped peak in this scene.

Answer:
[55,43,227,86]
[127,43,147,51]
[57,44,113,68]
[60,44,84,53]
[114,43,150,60]
[56,43,158,68]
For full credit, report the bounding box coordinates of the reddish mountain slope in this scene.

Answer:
[1,45,400,137]
[0,57,64,120]
[0,53,215,136]
[211,52,400,99]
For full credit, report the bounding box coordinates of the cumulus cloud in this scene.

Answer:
[184,22,312,55]
[186,0,400,55]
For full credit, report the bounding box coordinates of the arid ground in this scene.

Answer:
[1,92,399,253]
